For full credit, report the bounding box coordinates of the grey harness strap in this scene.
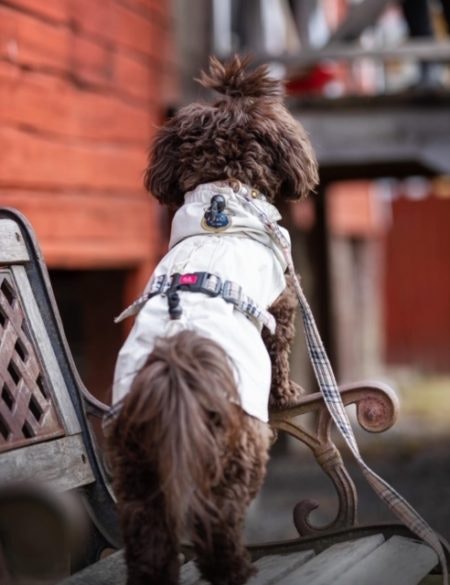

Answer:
[114,271,276,334]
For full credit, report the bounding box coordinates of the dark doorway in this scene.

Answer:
[49,270,127,404]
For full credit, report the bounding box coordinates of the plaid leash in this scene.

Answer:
[235,185,449,584]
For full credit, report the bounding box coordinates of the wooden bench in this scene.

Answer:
[60,533,438,585]
[0,207,440,584]
[0,208,119,583]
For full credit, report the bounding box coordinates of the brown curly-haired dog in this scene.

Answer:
[107,56,318,585]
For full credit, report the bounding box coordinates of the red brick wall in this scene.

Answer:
[0,0,177,289]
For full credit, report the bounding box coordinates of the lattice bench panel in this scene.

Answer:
[0,270,64,453]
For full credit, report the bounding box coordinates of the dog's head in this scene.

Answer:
[145,56,319,208]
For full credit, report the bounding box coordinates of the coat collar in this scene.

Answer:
[168,181,288,271]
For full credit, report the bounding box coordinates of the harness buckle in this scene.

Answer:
[177,272,222,297]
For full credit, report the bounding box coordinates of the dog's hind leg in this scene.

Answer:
[193,417,270,585]
[194,495,254,585]
[121,490,179,585]
[110,448,180,585]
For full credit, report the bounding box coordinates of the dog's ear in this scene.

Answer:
[144,120,184,208]
[272,109,319,201]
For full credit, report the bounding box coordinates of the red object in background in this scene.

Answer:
[384,196,450,371]
[285,64,336,95]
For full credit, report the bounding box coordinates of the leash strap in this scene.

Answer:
[114,271,276,334]
[235,186,448,584]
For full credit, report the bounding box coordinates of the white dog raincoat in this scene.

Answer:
[112,181,290,422]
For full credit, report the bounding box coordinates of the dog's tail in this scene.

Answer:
[116,329,243,537]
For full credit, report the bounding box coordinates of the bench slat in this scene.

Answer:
[0,433,94,491]
[248,550,315,585]
[181,550,315,585]
[276,534,385,585]
[58,549,125,584]
[332,535,438,585]
[58,548,315,585]
[0,219,30,263]
[58,534,434,585]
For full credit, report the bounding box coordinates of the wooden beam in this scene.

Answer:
[0,433,94,491]
[0,4,173,104]
[2,0,68,24]
[254,40,450,70]
[0,126,149,191]
[0,63,153,144]
[1,192,159,269]
[3,0,170,27]
[294,96,450,178]
[327,0,392,43]
[70,0,171,62]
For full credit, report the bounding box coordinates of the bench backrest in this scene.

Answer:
[0,207,120,563]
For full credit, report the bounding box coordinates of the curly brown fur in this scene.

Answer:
[263,274,304,409]
[107,331,270,585]
[145,55,318,209]
[196,55,282,98]
[193,416,271,585]
[107,449,180,585]
[110,56,318,585]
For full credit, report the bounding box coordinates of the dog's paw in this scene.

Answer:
[288,379,305,400]
[269,379,305,410]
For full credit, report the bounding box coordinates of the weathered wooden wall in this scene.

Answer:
[0,0,178,399]
[385,196,450,372]
[0,0,177,294]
